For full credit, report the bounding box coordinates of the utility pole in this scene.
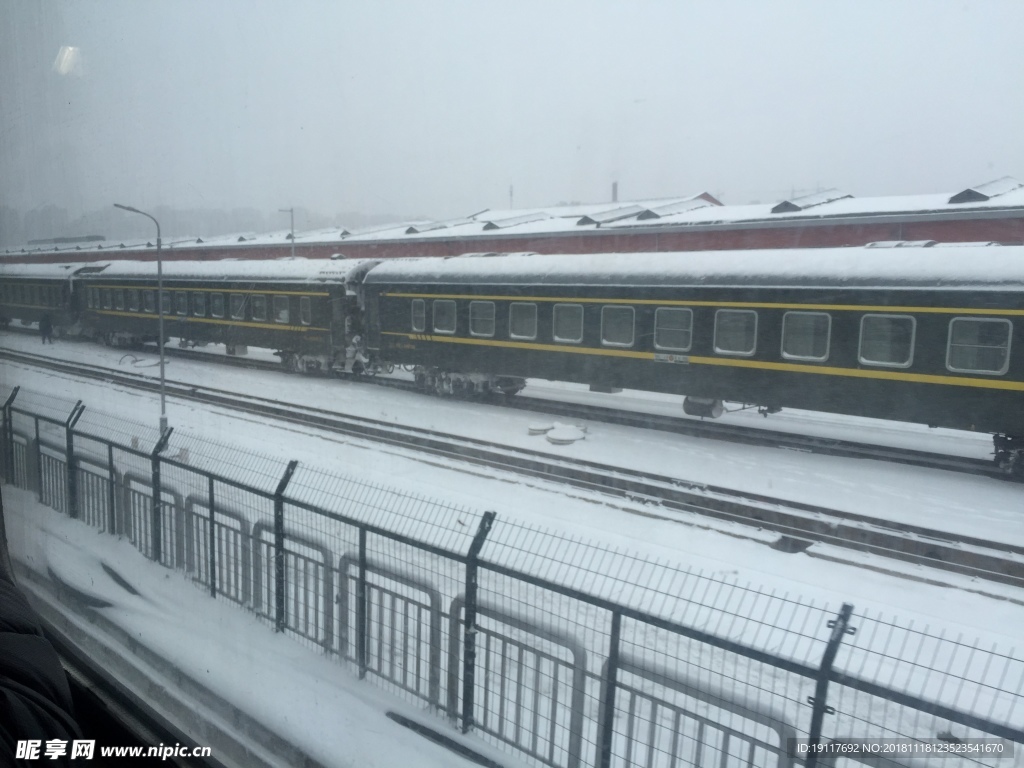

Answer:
[113,203,168,435]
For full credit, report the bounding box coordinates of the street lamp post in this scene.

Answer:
[279,207,295,259]
[114,203,168,435]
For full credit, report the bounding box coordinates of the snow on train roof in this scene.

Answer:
[362,246,1024,290]
[77,257,377,282]
[0,263,110,279]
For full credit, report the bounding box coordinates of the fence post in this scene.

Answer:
[2,386,18,481]
[806,603,855,768]
[598,611,623,768]
[461,510,496,734]
[64,402,85,519]
[273,460,299,633]
[208,475,217,598]
[356,526,368,679]
[107,443,117,534]
[34,416,42,497]
[149,428,173,563]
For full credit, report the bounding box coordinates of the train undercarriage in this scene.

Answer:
[993,434,1024,478]
[411,367,525,397]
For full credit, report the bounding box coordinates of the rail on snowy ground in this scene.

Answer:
[2,385,1022,768]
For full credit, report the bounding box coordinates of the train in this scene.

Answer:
[2,245,1023,475]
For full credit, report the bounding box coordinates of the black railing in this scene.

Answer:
[2,385,1021,768]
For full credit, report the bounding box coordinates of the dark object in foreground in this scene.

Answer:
[0,487,82,765]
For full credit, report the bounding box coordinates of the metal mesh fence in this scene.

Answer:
[2,388,1021,768]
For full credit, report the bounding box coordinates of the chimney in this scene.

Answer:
[612,181,618,203]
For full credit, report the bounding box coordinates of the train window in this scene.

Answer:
[143,291,155,313]
[859,314,915,368]
[32,286,40,305]
[510,302,538,340]
[654,307,693,351]
[128,290,139,312]
[251,295,268,321]
[781,311,830,361]
[230,293,245,319]
[90,288,98,309]
[946,318,1012,375]
[299,296,311,326]
[160,291,172,315]
[175,292,188,316]
[102,289,112,310]
[411,299,426,332]
[433,299,456,334]
[273,296,289,323]
[115,290,125,311]
[714,309,757,356]
[553,304,584,344]
[211,293,225,318]
[602,305,635,347]
[193,292,206,317]
[469,301,495,337]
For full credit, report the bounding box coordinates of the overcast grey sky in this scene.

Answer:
[3,0,1024,223]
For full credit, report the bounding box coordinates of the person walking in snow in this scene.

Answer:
[39,314,53,344]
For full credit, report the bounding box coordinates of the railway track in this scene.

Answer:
[98,337,1012,479]
[4,329,1003,478]
[3,346,1023,590]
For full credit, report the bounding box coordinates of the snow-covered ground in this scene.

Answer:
[1,332,1018,547]
[2,333,1023,767]
[5,487,521,768]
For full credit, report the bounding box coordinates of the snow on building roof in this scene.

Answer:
[635,197,718,220]
[5,180,1024,259]
[362,245,1024,290]
[771,189,853,213]
[865,240,937,248]
[576,204,648,225]
[481,212,550,230]
[948,176,1024,204]
[404,217,478,235]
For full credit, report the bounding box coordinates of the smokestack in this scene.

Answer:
[612,181,618,203]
